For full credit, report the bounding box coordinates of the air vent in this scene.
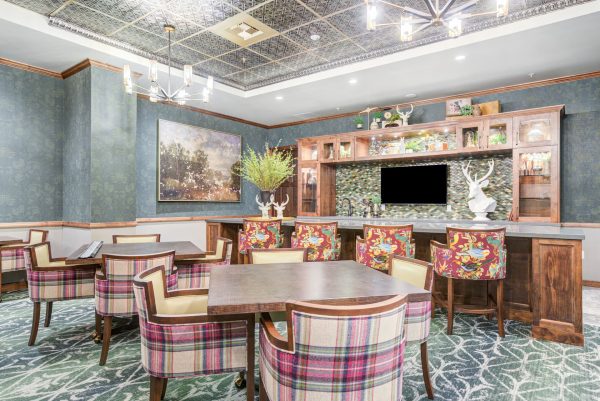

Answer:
[210,13,278,47]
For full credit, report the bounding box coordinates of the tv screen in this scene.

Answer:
[381,165,448,204]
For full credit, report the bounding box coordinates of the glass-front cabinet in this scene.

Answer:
[513,146,559,222]
[458,122,484,150]
[298,140,319,162]
[484,118,513,150]
[337,137,354,161]
[319,137,336,162]
[298,163,318,215]
[514,113,558,147]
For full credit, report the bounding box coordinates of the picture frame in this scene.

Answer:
[446,98,472,117]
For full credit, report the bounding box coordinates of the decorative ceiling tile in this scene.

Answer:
[167,0,238,28]
[111,25,169,52]
[277,51,327,71]
[352,26,401,52]
[53,3,127,36]
[283,20,346,49]
[3,0,64,15]
[313,39,363,62]
[155,44,210,64]
[217,47,270,68]
[133,10,204,40]
[298,0,363,17]
[325,5,370,37]
[249,0,317,32]
[248,35,305,59]
[180,31,239,57]
[246,61,294,79]
[74,0,155,23]
[226,0,269,11]
[225,69,263,86]
[195,59,241,76]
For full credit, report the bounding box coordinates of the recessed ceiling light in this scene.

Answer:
[405,93,417,98]
[455,55,466,61]
[349,78,358,84]
[529,72,535,78]
[310,33,321,41]
[275,95,283,100]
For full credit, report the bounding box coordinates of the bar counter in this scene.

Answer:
[206,216,585,346]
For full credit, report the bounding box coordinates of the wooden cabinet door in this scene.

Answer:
[484,118,513,150]
[319,137,337,163]
[298,139,319,162]
[337,136,355,162]
[457,121,485,151]
[513,112,559,148]
[297,162,319,216]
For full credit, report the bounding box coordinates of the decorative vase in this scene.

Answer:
[370,119,379,130]
[356,123,363,129]
[257,191,273,219]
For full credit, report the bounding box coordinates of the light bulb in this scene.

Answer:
[400,16,413,42]
[183,65,193,86]
[366,1,377,31]
[497,0,509,16]
[125,85,133,95]
[202,87,210,103]
[178,89,188,99]
[123,64,132,86]
[177,100,186,105]
[150,83,159,95]
[448,17,462,38]
[207,76,214,92]
[148,59,158,82]
[149,94,158,103]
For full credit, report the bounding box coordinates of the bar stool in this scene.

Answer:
[356,224,415,271]
[290,221,340,261]
[431,227,507,337]
[238,219,283,264]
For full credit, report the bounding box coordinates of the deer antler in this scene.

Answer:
[460,161,474,183]
[396,104,414,117]
[256,194,271,208]
[280,194,289,207]
[475,160,495,183]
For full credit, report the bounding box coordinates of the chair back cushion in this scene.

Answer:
[390,258,430,290]
[291,222,340,261]
[250,248,306,264]
[28,230,48,245]
[113,234,160,244]
[433,228,507,280]
[260,301,406,400]
[96,252,175,317]
[238,219,282,255]
[357,225,414,270]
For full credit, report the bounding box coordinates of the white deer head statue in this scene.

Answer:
[460,160,497,221]
[396,104,414,126]
[272,194,290,219]
[255,194,273,219]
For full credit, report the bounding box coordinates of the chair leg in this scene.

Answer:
[447,278,454,335]
[29,302,41,346]
[259,376,269,401]
[0,267,3,303]
[246,314,255,401]
[94,312,102,340]
[44,302,53,327]
[161,378,168,400]
[497,280,505,338]
[99,316,112,366]
[149,376,164,401]
[420,341,434,400]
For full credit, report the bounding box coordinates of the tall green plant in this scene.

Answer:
[237,143,295,192]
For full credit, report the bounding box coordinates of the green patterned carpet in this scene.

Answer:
[1,291,599,401]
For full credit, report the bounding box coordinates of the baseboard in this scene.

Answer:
[583,280,600,288]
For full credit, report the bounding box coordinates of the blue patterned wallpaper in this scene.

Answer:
[269,77,600,222]
[136,98,268,218]
[0,65,64,222]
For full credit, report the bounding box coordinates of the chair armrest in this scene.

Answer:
[430,240,448,249]
[176,257,225,265]
[150,312,251,326]
[34,263,100,272]
[260,312,291,351]
[167,288,209,297]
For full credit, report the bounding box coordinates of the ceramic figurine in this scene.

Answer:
[272,194,289,219]
[460,160,497,221]
[255,194,273,219]
[370,119,379,130]
[396,104,414,126]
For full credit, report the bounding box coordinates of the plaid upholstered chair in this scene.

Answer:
[356,224,415,271]
[95,251,176,365]
[248,248,308,264]
[133,265,255,401]
[431,226,507,337]
[0,229,48,300]
[389,255,435,399]
[290,221,341,261]
[23,242,96,346]
[176,237,233,289]
[113,234,161,244]
[259,295,408,401]
[238,219,283,264]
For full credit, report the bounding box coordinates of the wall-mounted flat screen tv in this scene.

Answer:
[381,165,448,204]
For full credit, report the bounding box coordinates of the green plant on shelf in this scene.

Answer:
[460,105,474,116]
[373,111,383,121]
[370,194,382,205]
[354,116,365,127]
[489,132,507,145]
[405,138,424,152]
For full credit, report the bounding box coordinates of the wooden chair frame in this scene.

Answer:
[112,234,161,244]
[134,265,255,401]
[248,247,309,264]
[175,237,232,266]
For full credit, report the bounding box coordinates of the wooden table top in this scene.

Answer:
[0,236,21,246]
[66,241,205,265]
[207,260,430,315]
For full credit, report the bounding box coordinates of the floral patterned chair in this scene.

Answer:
[259,295,408,401]
[290,221,341,261]
[176,237,233,289]
[95,250,176,366]
[238,219,283,264]
[113,234,161,244]
[356,224,415,271]
[23,242,96,346]
[0,229,48,300]
[431,227,507,337]
[389,255,435,399]
[133,265,254,401]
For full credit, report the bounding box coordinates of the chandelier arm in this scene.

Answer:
[413,21,434,34]
[444,0,479,18]
[439,0,459,17]
[373,18,431,27]
[460,10,498,18]
[169,84,189,99]
[378,1,433,19]
[423,0,438,17]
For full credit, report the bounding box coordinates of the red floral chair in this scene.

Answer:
[356,224,415,271]
[23,242,96,346]
[431,226,507,336]
[290,221,341,261]
[238,219,283,263]
[176,238,233,289]
[133,265,255,401]
[0,229,48,300]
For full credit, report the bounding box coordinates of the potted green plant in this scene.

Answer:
[237,143,295,205]
[354,116,364,129]
[373,111,383,123]
[460,105,474,116]
[386,113,401,128]
[405,139,423,153]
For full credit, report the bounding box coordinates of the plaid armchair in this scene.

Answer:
[1,229,48,299]
[259,295,407,401]
[95,251,176,366]
[238,219,283,262]
[356,224,415,271]
[176,237,233,289]
[23,242,96,346]
[290,222,341,261]
[133,265,254,401]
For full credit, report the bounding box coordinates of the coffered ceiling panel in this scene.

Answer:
[6,0,593,90]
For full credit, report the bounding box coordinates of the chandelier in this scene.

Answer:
[123,24,214,105]
[365,0,509,41]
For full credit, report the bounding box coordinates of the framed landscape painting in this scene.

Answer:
[158,120,241,202]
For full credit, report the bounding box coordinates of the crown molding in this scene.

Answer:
[0,57,62,79]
